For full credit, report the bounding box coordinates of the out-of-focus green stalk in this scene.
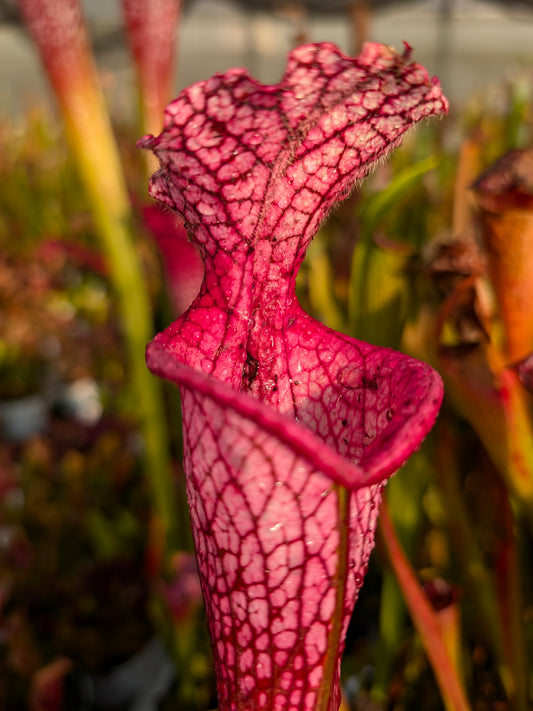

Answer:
[435,421,509,693]
[62,95,179,548]
[495,482,528,711]
[349,155,439,345]
[372,571,405,703]
[372,454,428,701]
[356,155,440,245]
[349,236,411,347]
[18,0,178,549]
[503,78,531,152]
[306,231,346,333]
[379,500,472,711]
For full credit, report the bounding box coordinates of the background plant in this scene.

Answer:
[1,2,533,710]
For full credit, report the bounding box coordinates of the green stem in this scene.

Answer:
[60,80,179,550]
[316,484,350,711]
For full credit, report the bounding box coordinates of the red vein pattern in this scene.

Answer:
[140,42,447,711]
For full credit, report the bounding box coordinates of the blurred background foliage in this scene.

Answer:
[2,1,533,710]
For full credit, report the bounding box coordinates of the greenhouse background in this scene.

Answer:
[2,1,533,115]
